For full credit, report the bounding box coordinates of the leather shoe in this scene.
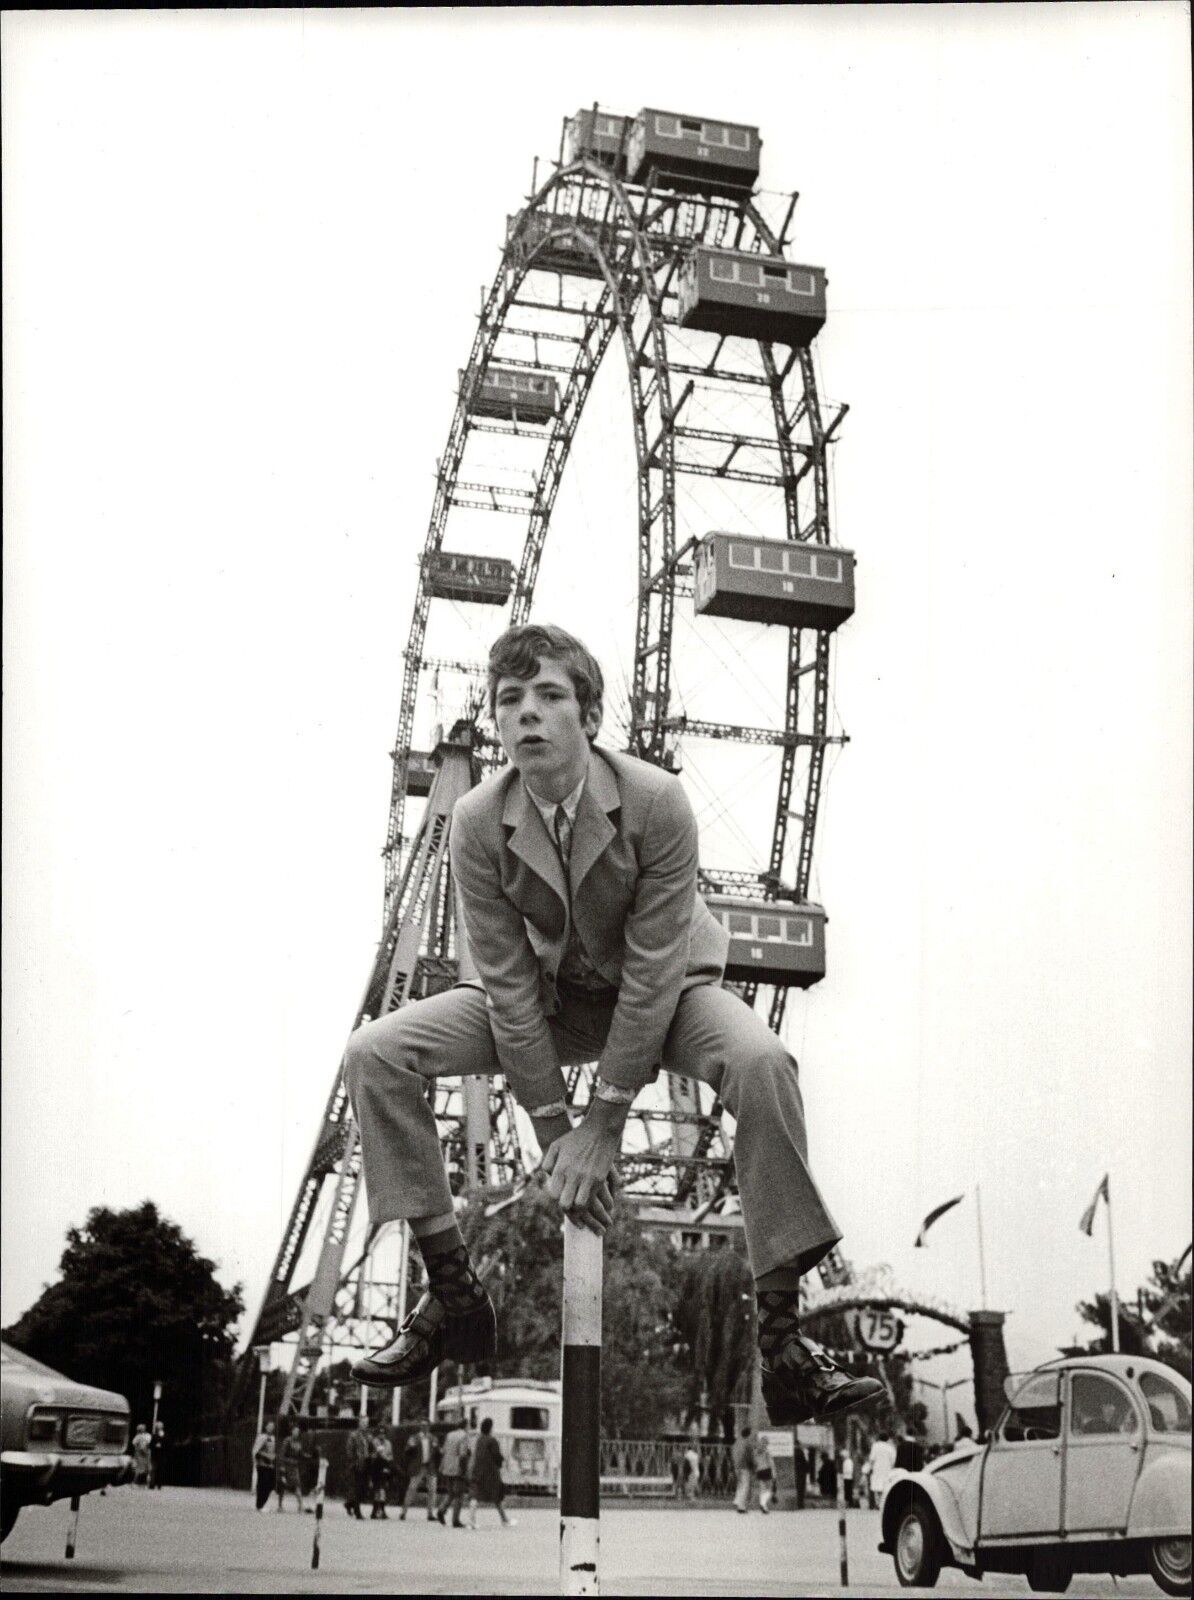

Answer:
[350,1289,496,1389]
[761,1331,885,1426]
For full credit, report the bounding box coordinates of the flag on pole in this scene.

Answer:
[1079,1174,1109,1236]
[914,1194,964,1247]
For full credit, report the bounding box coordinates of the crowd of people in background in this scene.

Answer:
[130,1420,167,1489]
[251,1411,514,1528]
[673,1415,974,1514]
[248,1409,974,1521]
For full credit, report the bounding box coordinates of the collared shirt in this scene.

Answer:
[521,761,616,996]
[522,772,586,836]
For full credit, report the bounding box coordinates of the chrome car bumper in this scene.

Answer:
[1,1449,133,1499]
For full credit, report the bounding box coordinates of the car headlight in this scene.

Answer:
[102,1418,128,1447]
[26,1411,60,1444]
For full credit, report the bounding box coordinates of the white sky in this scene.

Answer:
[3,6,1191,1411]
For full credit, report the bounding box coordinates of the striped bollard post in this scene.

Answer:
[837,1485,849,1588]
[311,1455,328,1570]
[560,1219,602,1596]
[65,1494,81,1559]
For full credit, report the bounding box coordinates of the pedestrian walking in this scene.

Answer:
[841,1448,856,1507]
[367,1422,394,1519]
[400,1421,440,1521]
[866,1430,897,1510]
[817,1450,837,1503]
[793,1445,808,1509]
[732,1425,757,1513]
[682,1441,701,1500]
[435,1414,472,1527]
[149,1421,166,1490]
[754,1433,774,1514]
[467,1418,514,1527]
[276,1427,307,1513]
[131,1423,151,1487]
[252,1421,277,1511]
[345,1418,370,1520]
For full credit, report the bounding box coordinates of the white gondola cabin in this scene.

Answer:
[678,247,826,346]
[694,532,855,633]
[463,366,560,425]
[704,895,826,987]
[627,109,760,194]
[424,552,514,606]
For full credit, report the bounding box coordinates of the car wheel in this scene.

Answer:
[893,1499,943,1589]
[1026,1549,1072,1593]
[1149,1536,1192,1597]
[0,1502,20,1543]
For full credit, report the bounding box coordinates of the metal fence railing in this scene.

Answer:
[599,1438,736,1498]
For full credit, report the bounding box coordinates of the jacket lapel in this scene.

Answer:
[502,773,568,912]
[569,748,619,895]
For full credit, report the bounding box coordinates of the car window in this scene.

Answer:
[1069,1373,1139,1436]
[1139,1371,1192,1434]
[1000,1372,1061,1442]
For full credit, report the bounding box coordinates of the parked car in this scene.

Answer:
[879,1354,1190,1594]
[1,1341,132,1541]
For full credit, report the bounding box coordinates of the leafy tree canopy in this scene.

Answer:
[462,1186,688,1438]
[1075,1254,1191,1379]
[3,1201,244,1442]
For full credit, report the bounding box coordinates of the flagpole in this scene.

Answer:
[1105,1176,1120,1353]
[975,1184,989,1310]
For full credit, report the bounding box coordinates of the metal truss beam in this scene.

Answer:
[653,716,848,749]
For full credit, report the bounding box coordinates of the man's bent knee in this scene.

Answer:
[343,1012,416,1100]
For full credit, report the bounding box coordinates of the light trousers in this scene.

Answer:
[345,980,840,1280]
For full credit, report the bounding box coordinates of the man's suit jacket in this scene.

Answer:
[449,744,728,1098]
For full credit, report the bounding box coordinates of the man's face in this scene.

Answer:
[494,655,599,799]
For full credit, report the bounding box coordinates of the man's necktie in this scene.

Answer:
[553,804,573,869]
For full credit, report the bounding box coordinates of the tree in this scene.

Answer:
[462,1186,688,1437]
[1075,1255,1191,1379]
[3,1201,244,1443]
[669,1243,754,1437]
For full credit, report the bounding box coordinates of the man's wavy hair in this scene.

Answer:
[486,624,604,741]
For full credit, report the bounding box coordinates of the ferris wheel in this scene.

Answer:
[239,105,856,1413]
[386,105,854,1209]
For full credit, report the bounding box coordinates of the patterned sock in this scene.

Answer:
[756,1289,803,1362]
[417,1227,487,1314]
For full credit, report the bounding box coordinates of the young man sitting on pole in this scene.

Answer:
[346,623,882,1427]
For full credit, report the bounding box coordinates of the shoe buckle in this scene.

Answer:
[796,1334,835,1373]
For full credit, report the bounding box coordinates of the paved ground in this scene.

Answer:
[0,1487,1162,1596]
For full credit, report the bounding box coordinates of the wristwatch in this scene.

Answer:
[592,1079,636,1107]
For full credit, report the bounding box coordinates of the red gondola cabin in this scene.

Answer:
[463,366,560,425]
[506,212,609,281]
[694,532,855,633]
[678,248,826,346]
[703,896,827,987]
[627,110,760,195]
[564,109,632,174]
[424,552,514,606]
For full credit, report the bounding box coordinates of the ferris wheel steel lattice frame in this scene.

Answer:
[235,113,854,1415]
